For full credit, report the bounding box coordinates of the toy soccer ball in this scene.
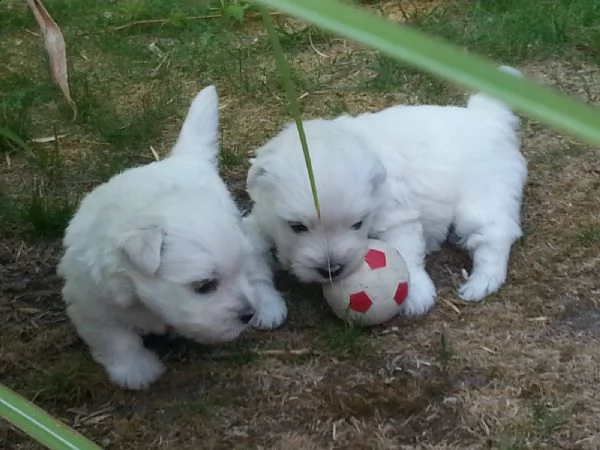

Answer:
[322,239,410,326]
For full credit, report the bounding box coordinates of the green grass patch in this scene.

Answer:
[317,321,372,356]
[532,142,592,168]
[21,352,102,405]
[20,187,77,239]
[493,402,564,449]
[412,0,600,63]
[366,55,460,103]
[576,225,600,247]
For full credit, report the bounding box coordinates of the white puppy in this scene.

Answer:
[58,86,287,390]
[244,66,527,316]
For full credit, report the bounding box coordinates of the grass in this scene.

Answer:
[1,0,600,448]
[531,141,591,168]
[495,402,564,449]
[412,0,600,64]
[20,352,104,405]
[435,332,454,366]
[20,186,77,239]
[576,225,600,246]
[365,55,461,104]
[317,321,371,356]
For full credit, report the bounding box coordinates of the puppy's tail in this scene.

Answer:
[467,65,522,131]
[171,85,219,163]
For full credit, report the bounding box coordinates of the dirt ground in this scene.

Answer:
[1,6,600,450]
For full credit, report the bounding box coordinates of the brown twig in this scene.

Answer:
[308,28,329,58]
[256,348,314,356]
[206,347,316,360]
[80,15,221,35]
[397,3,411,22]
[441,297,461,314]
[81,11,284,35]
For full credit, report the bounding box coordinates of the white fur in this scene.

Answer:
[245,66,527,316]
[58,86,286,390]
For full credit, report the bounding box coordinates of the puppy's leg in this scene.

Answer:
[242,213,287,330]
[248,272,288,330]
[381,220,436,316]
[67,304,165,389]
[423,222,451,255]
[242,212,278,268]
[455,221,520,302]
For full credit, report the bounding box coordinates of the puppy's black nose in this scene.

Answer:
[239,311,255,325]
[316,264,344,279]
[238,296,255,325]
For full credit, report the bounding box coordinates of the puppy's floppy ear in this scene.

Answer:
[171,85,219,163]
[246,157,271,194]
[122,225,164,275]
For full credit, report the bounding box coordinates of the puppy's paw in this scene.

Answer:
[105,349,165,390]
[458,272,503,302]
[402,272,436,317]
[251,284,287,330]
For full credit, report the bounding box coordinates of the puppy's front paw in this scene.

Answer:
[250,284,287,330]
[105,349,165,390]
[402,271,436,317]
[458,272,503,302]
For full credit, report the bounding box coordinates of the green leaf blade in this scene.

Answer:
[261,7,321,218]
[0,383,103,450]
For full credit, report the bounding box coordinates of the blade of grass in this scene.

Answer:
[0,383,102,450]
[260,7,321,219]
[0,126,29,149]
[0,126,35,158]
[252,0,600,146]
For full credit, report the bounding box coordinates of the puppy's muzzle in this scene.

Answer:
[316,263,344,279]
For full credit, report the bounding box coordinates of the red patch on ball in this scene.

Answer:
[364,249,386,270]
[394,282,409,305]
[349,291,373,313]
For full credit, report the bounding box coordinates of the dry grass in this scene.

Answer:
[1,1,600,449]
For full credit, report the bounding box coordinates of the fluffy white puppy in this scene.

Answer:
[244,66,527,317]
[58,86,286,390]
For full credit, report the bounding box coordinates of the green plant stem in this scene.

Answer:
[260,7,321,219]
[252,0,600,146]
[0,383,102,450]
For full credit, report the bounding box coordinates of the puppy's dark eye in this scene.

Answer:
[289,222,309,233]
[191,279,219,295]
[351,220,363,230]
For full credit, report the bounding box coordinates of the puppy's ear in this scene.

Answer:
[171,85,219,163]
[246,158,271,194]
[368,157,387,194]
[122,226,164,275]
